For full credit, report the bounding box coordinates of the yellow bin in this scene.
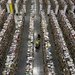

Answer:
[9,3,14,13]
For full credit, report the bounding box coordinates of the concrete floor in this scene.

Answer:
[15,0,31,75]
[15,15,30,75]
[33,15,44,75]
